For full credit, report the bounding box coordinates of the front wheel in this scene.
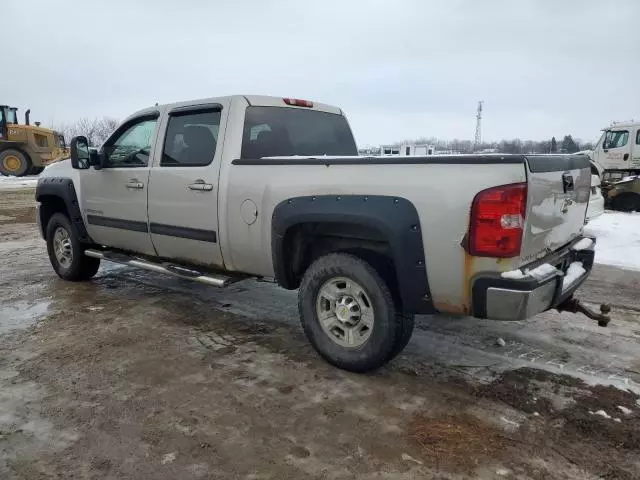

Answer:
[46,213,100,281]
[298,253,411,372]
[0,149,31,177]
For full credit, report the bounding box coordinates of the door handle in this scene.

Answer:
[624,153,629,161]
[126,180,144,190]
[188,182,213,191]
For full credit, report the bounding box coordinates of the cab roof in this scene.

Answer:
[605,121,639,129]
[124,95,343,124]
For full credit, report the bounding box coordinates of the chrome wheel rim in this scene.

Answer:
[315,277,374,348]
[53,227,73,269]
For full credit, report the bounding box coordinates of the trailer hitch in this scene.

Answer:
[556,297,611,327]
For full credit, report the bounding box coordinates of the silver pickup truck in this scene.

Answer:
[35,95,609,372]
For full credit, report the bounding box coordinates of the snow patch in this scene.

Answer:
[501,263,558,281]
[619,175,638,183]
[618,405,632,416]
[562,262,586,290]
[528,263,559,280]
[161,452,177,465]
[401,453,423,465]
[500,416,520,428]
[0,175,39,190]
[590,410,611,419]
[584,212,640,271]
[501,269,527,279]
[571,238,594,251]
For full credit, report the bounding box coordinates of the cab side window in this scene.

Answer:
[161,109,221,167]
[636,130,640,145]
[103,117,157,167]
[603,130,629,150]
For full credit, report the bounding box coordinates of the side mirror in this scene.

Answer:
[70,136,91,169]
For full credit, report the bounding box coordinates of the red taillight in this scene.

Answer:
[468,183,527,258]
[283,98,313,108]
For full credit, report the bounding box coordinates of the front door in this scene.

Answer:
[600,129,632,170]
[81,114,159,256]
[147,103,225,268]
[633,128,640,170]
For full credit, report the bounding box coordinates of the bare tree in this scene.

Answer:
[56,117,119,147]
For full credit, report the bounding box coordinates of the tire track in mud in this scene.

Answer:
[105,267,640,392]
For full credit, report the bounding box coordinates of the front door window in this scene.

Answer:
[103,118,157,167]
[603,130,629,150]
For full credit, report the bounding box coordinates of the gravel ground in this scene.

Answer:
[1,188,639,479]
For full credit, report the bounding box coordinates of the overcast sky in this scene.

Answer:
[4,0,639,146]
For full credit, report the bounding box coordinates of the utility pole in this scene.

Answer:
[473,101,483,152]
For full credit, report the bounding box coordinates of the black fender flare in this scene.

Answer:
[271,195,433,314]
[35,177,93,243]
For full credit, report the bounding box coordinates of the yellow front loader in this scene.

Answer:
[0,105,69,176]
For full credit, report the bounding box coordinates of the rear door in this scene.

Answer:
[146,101,228,268]
[81,114,159,255]
[520,155,592,263]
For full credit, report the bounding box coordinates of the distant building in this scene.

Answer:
[358,147,380,156]
[379,143,435,156]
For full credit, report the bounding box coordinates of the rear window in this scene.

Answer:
[241,106,357,159]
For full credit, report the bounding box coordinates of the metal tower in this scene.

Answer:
[473,101,483,151]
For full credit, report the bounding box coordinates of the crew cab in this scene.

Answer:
[35,95,607,372]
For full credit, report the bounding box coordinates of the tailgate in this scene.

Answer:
[520,155,591,264]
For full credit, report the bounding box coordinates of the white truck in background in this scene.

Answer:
[582,121,640,211]
[585,121,640,181]
[35,95,610,373]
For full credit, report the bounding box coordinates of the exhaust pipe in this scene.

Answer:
[25,109,31,125]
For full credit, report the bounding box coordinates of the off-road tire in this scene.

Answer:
[46,213,100,281]
[0,149,31,177]
[298,253,410,372]
[362,255,415,363]
[386,313,415,362]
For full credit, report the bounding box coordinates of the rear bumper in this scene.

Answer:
[472,237,595,320]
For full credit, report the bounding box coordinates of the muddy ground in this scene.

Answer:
[1,188,639,479]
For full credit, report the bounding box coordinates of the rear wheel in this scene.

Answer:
[46,213,100,281]
[386,313,415,362]
[298,253,411,372]
[0,149,31,177]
